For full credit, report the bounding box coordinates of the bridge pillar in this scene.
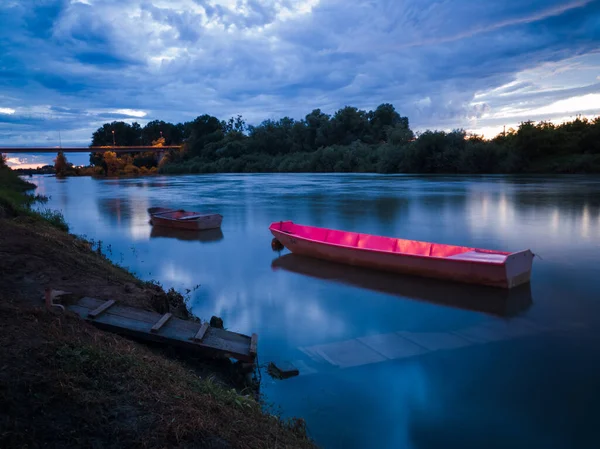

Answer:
[156,150,166,165]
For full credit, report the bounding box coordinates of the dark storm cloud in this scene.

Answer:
[0,0,599,150]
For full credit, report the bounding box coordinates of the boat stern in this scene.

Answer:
[504,250,534,288]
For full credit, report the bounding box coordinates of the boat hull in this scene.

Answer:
[150,212,223,231]
[270,222,533,289]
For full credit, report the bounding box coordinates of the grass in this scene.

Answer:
[0,302,314,449]
[36,208,70,232]
[0,166,37,192]
[0,167,68,231]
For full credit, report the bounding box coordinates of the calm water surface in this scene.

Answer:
[32,174,600,449]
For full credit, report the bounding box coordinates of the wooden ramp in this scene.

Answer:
[68,297,257,363]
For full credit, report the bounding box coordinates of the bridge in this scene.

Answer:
[0,146,183,165]
[0,146,182,154]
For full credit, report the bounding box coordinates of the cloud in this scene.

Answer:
[113,109,147,118]
[0,0,598,153]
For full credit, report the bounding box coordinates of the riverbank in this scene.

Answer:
[0,168,315,448]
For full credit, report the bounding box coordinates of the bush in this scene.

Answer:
[123,164,140,175]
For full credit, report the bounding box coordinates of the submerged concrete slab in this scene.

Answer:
[454,324,509,343]
[292,359,319,376]
[397,331,472,351]
[307,339,388,369]
[357,332,428,360]
[296,317,557,372]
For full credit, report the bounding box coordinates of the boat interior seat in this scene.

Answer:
[430,243,473,258]
[179,214,210,220]
[446,251,507,263]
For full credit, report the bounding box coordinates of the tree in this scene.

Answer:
[89,121,140,166]
[387,117,414,146]
[329,106,370,145]
[0,153,6,168]
[369,103,403,142]
[133,152,158,169]
[305,109,330,150]
[185,114,225,159]
[54,151,69,177]
[152,136,166,147]
[102,151,121,176]
[142,120,186,146]
[91,121,140,147]
[88,107,600,176]
[223,115,246,134]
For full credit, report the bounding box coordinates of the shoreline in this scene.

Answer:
[0,167,315,448]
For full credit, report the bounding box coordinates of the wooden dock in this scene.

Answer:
[68,297,257,363]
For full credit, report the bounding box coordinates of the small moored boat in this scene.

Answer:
[149,207,223,231]
[269,221,534,289]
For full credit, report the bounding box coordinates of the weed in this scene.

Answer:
[37,208,69,232]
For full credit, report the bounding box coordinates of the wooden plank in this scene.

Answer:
[150,313,172,333]
[79,297,160,323]
[72,306,253,360]
[68,298,255,362]
[268,361,298,379]
[71,305,252,360]
[88,300,116,319]
[193,322,209,341]
[250,333,258,356]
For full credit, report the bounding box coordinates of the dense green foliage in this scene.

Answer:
[89,105,600,174]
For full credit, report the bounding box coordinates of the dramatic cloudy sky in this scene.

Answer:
[1,0,599,166]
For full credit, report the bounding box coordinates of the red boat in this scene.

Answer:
[149,207,223,231]
[269,221,534,289]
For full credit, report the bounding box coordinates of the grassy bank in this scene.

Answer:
[0,169,69,231]
[0,167,315,449]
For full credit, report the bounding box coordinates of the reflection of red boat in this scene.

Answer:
[150,226,224,242]
[272,254,532,317]
[149,207,223,231]
[269,221,534,289]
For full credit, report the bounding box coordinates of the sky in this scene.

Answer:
[0,0,599,167]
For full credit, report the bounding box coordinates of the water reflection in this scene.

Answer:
[97,197,126,226]
[97,196,151,241]
[272,254,533,318]
[31,173,600,449]
[150,226,224,242]
[406,331,600,449]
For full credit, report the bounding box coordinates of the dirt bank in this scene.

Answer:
[0,216,189,315]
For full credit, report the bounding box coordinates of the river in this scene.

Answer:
[31,173,600,449]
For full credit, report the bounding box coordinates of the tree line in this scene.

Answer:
[87,105,600,175]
